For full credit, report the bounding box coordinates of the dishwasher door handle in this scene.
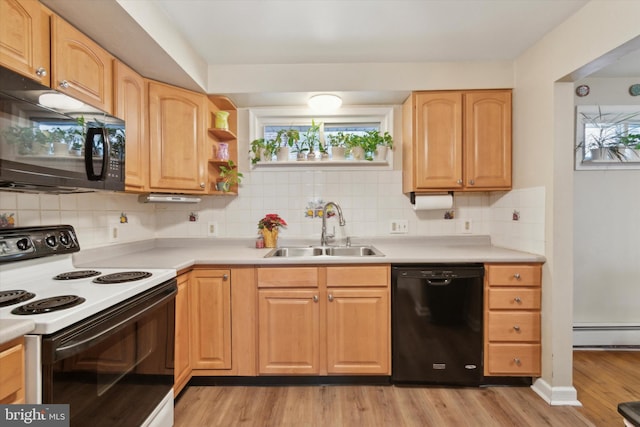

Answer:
[425,278,452,286]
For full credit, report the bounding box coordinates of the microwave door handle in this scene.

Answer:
[84,128,110,180]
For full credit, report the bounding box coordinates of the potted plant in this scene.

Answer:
[347,134,366,160]
[373,130,394,161]
[217,160,243,192]
[257,213,287,248]
[620,133,640,160]
[277,128,302,160]
[302,120,321,160]
[327,131,348,160]
[250,138,278,164]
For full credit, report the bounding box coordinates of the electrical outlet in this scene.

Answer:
[207,222,218,237]
[389,219,409,234]
[108,224,119,242]
[462,219,473,234]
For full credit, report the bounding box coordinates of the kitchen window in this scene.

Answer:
[249,106,394,168]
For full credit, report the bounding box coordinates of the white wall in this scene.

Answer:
[513,0,640,404]
[573,77,640,325]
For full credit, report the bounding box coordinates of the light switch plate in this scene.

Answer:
[389,220,408,234]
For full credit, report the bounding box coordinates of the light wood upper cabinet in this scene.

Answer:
[174,273,191,396]
[50,15,113,113]
[190,269,231,370]
[403,90,512,193]
[148,81,208,193]
[0,0,50,85]
[114,60,148,192]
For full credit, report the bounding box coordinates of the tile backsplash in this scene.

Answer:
[0,171,545,255]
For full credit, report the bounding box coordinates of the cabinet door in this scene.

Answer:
[464,91,512,189]
[414,92,463,189]
[0,0,50,85]
[148,82,207,193]
[326,288,390,374]
[114,61,148,192]
[258,289,320,375]
[174,273,191,395]
[51,15,113,113]
[190,269,231,370]
[0,337,25,404]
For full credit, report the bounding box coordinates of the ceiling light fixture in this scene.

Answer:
[39,93,84,110]
[308,94,342,113]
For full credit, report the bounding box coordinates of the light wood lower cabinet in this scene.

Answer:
[484,263,542,376]
[257,265,390,376]
[0,337,25,404]
[190,268,231,370]
[174,272,191,396]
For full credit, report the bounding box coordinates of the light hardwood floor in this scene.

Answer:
[175,351,638,426]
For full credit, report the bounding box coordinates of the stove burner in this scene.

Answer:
[93,271,152,284]
[53,270,102,280]
[0,290,36,307]
[11,295,86,315]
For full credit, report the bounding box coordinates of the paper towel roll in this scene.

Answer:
[412,194,453,211]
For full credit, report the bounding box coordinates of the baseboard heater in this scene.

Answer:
[573,323,640,348]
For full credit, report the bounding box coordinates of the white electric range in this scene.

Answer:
[0,225,177,427]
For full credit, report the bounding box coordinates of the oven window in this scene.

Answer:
[47,300,174,427]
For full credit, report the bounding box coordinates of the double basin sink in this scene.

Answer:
[265,245,384,258]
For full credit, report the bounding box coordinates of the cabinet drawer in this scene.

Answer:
[257,267,318,288]
[488,312,540,341]
[486,264,541,287]
[486,344,541,376]
[488,288,540,310]
[326,265,389,287]
[0,340,24,404]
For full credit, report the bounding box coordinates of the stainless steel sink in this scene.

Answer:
[323,246,384,257]
[266,247,324,257]
[264,245,384,258]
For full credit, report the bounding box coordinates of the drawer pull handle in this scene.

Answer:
[513,325,521,332]
[514,357,521,366]
[514,273,521,279]
[514,296,522,303]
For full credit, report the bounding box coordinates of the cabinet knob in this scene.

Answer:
[59,80,70,89]
[200,182,205,188]
[328,293,334,302]
[35,67,47,77]
[513,325,521,332]
[513,357,521,366]
[514,273,521,280]
[313,295,319,303]
[222,274,228,280]
[514,296,522,303]
[469,179,475,185]
[457,179,463,185]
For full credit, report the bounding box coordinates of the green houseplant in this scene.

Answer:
[250,138,278,164]
[302,120,321,160]
[327,131,348,160]
[217,160,243,192]
[578,106,640,161]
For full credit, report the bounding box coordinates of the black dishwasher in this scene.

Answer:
[392,264,484,386]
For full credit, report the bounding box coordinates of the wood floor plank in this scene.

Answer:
[175,350,639,426]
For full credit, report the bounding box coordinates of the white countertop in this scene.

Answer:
[0,319,35,345]
[74,235,545,271]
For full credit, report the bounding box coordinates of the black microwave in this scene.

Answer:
[0,65,125,193]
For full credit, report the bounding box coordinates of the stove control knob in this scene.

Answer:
[16,238,32,251]
[59,233,70,246]
[45,235,57,248]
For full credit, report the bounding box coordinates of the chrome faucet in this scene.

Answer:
[321,202,346,246]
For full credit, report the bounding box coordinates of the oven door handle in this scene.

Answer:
[44,281,176,363]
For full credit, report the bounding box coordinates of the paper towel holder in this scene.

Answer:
[409,191,453,205]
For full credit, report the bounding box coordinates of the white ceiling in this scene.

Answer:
[41,0,639,106]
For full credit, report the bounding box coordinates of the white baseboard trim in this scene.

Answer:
[573,323,640,347]
[531,378,582,406]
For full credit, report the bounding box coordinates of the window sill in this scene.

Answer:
[251,159,391,170]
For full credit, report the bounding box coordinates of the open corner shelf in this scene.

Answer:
[208,128,237,141]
